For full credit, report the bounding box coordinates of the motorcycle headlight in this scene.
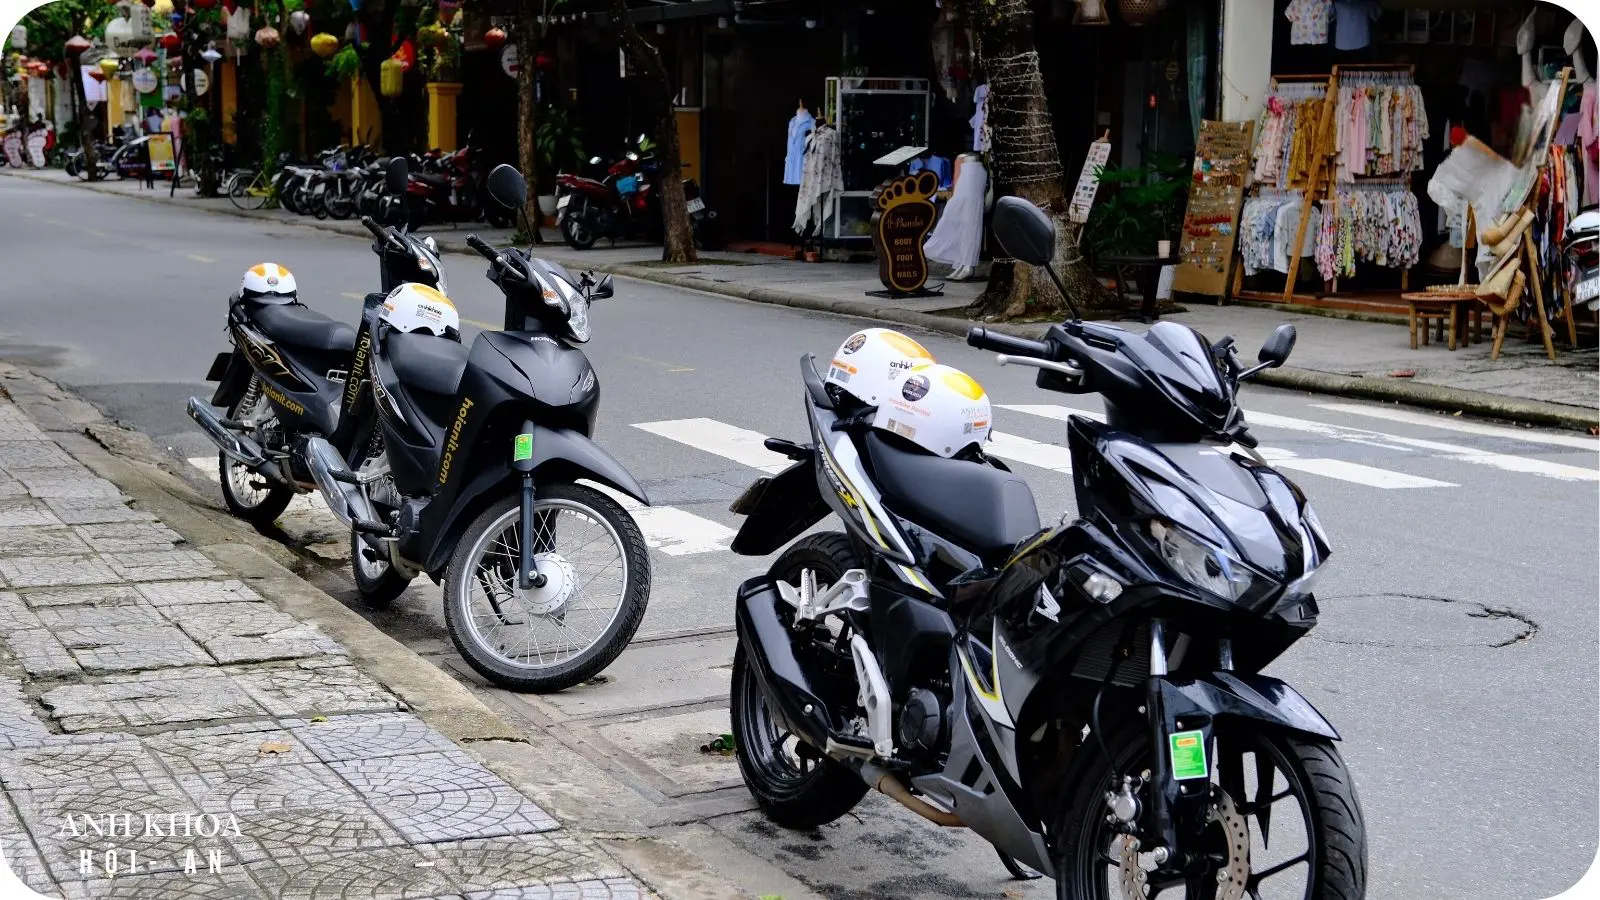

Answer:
[566,294,591,342]
[1147,519,1267,603]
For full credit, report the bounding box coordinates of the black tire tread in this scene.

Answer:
[216,389,294,527]
[350,531,413,609]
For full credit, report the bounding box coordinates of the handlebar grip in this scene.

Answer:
[966,327,1052,359]
[464,234,499,262]
[359,215,387,241]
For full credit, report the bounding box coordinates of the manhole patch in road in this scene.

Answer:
[1312,593,1536,649]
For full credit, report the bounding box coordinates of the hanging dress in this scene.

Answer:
[924,157,987,268]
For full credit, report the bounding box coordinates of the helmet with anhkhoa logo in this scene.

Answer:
[380,283,461,340]
[871,362,992,459]
[239,263,298,304]
[823,328,935,407]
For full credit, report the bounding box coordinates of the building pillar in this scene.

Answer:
[1220,0,1273,123]
[425,82,462,152]
[219,61,237,144]
[105,78,127,138]
[350,75,381,147]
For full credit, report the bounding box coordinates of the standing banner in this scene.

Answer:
[1171,120,1254,298]
[3,131,24,168]
[1067,133,1113,225]
[147,133,175,174]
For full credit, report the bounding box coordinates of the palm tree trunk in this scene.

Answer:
[966,0,1108,319]
[514,1,543,243]
[609,0,696,264]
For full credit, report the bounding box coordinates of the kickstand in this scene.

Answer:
[996,848,1042,881]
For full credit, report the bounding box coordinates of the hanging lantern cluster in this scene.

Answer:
[255,26,280,48]
[97,55,121,78]
[310,32,340,57]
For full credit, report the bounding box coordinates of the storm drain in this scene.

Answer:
[1311,593,1536,649]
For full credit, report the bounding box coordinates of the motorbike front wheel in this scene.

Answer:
[1055,721,1367,900]
[730,532,870,829]
[560,211,598,250]
[442,483,650,692]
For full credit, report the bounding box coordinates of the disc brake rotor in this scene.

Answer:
[1114,789,1250,900]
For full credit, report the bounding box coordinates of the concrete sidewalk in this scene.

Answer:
[0,365,660,898]
[9,167,1596,429]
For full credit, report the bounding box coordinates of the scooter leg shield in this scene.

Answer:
[734,576,840,752]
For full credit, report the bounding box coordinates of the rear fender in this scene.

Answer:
[729,457,828,557]
[207,350,253,408]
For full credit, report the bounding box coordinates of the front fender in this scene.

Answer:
[1162,671,1338,741]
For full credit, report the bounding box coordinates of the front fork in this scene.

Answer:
[513,420,546,591]
[1143,619,1218,868]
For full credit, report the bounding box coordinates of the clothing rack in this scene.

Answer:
[1233,64,1420,304]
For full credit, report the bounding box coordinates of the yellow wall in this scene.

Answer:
[331,78,354,144]
[675,108,701,184]
[219,62,237,144]
[349,76,380,147]
[425,82,462,153]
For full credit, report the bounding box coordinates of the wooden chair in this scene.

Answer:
[1403,291,1477,350]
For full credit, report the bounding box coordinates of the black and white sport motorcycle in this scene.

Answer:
[725,197,1366,897]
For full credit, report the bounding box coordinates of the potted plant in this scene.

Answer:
[1084,153,1190,261]
[535,104,583,216]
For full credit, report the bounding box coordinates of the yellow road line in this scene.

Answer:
[631,355,695,373]
[188,254,216,263]
[341,292,366,300]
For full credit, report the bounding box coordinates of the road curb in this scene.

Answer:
[14,168,1596,432]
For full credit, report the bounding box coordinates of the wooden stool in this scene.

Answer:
[1403,292,1475,350]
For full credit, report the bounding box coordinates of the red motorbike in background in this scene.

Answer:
[404,141,513,230]
[554,134,716,251]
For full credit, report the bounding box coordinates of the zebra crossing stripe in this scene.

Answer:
[985,432,1074,474]
[1313,403,1600,452]
[632,418,789,474]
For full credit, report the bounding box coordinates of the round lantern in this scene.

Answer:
[64,34,92,56]
[201,47,222,62]
[255,26,280,48]
[379,56,403,97]
[8,24,24,51]
[159,32,181,50]
[437,0,461,26]
[418,23,447,46]
[98,56,120,77]
[483,26,506,51]
[89,67,107,82]
[134,47,158,63]
[534,50,553,70]
[289,10,309,34]
[1117,0,1164,26]
[310,32,339,57]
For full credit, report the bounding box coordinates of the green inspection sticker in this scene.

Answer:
[513,434,533,462]
[1169,730,1209,780]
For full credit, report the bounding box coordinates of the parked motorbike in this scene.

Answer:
[289,163,651,691]
[1565,207,1598,312]
[64,132,122,179]
[187,155,446,557]
[403,142,512,230]
[724,196,1366,896]
[555,135,714,250]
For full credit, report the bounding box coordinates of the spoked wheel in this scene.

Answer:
[730,532,869,829]
[560,211,597,250]
[326,184,355,220]
[442,483,650,692]
[230,172,269,211]
[217,377,295,528]
[1056,723,1366,900]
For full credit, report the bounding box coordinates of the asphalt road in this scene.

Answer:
[2,174,1597,900]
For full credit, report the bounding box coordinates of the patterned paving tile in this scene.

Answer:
[430,836,620,895]
[43,499,154,526]
[55,867,266,899]
[0,738,168,792]
[100,551,221,583]
[30,598,165,628]
[0,688,53,750]
[0,441,77,470]
[54,624,213,674]
[0,526,91,556]
[40,668,267,731]
[0,590,43,630]
[72,523,183,554]
[461,879,646,900]
[0,556,119,589]
[223,803,405,865]
[244,845,455,900]
[0,479,27,500]
[19,584,146,610]
[289,714,459,764]
[136,580,265,609]
[179,763,368,817]
[143,723,314,781]
[164,603,344,664]
[0,791,57,896]
[2,627,81,677]
[0,499,62,528]
[228,660,400,719]
[330,752,508,801]
[365,788,559,844]
[15,474,121,501]
[12,780,231,880]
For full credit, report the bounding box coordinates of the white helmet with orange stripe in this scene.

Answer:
[823,328,935,407]
[380,283,461,339]
[240,263,298,303]
[871,363,992,458]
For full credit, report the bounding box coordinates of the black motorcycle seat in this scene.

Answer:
[414,172,450,187]
[252,303,357,353]
[863,432,1041,556]
[387,331,469,398]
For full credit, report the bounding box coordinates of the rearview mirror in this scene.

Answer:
[591,274,614,300]
[486,163,526,210]
[1258,324,1297,368]
[991,196,1056,266]
[384,156,409,194]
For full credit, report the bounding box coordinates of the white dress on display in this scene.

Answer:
[924,156,987,278]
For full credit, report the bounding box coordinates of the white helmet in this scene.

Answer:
[240,263,298,303]
[381,283,461,338]
[824,328,935,406]
[872,363,992,458]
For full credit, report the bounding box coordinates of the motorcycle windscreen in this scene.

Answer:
[1118,322,1235,433]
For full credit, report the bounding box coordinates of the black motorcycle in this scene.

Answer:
[299,163,652,692]
[724,196,1366,897]
[188,157,446,595]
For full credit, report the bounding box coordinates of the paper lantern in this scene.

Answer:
[393,38,416,71]
[98,56,120,77]
[289,10,309,33]
[483,27,506,51]
[134,47,159,63]
[379,57,403,97]
[437,0,461,26]
[534,50,553,70]
[159,32,181,50]
[255,26,280,47]
[64,34,92,55]
[310,32,339,57]
[89,68,107,81]
[225,7,250,40]
[8,24,25,50]
[201,47,222,62]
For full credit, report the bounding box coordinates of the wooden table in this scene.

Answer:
[1100,253,1181,323]
[1401,290,1481,351]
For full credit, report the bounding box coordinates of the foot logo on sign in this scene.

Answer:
[871,170,940,295]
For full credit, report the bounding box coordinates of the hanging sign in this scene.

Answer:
[183,68,210,96]
[1067,133,1112,224]
[3,131,24,168]
[501,43,518,78]
[870,170,940,294]
[148,132,175,173]
[132,68,159,94]
[1171,120,1254,297]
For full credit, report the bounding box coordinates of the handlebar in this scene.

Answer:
[359,215,391,244]
[966,327,1052,359]
[464,233,500,263]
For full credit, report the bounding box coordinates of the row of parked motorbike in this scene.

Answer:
[271,143,515,229]
[186,157,1369,896]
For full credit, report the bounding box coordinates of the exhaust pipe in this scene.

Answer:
[862,762,964,828]
[302,436,380,529]
[187,397,268,468]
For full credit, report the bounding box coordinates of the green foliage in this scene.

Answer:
[1084,154,1190,260]
[11,0,115,63]
[535,106,584,174]
[325,45,361,80]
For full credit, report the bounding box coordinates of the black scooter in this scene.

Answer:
[724,197,1365,895]
[303,164,653,692]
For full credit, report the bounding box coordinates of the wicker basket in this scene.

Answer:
[1118,0,1165,26]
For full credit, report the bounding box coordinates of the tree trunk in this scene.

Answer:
[68,57,100,181]
[966,0,1109,320]
[513,2,542,243]
[609,0,696,264]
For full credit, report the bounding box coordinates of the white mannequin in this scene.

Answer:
[1519,9,1547,105]
[1565,19,1591,84]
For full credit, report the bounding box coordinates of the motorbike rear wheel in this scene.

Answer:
[1054,721,1366,899]
[560,212,598,250]
[217,379,295,528]
[730,532,870,829]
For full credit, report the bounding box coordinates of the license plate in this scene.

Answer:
[557,194,570,211]
[685,198,705,214]
[1577,275,1599,301]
